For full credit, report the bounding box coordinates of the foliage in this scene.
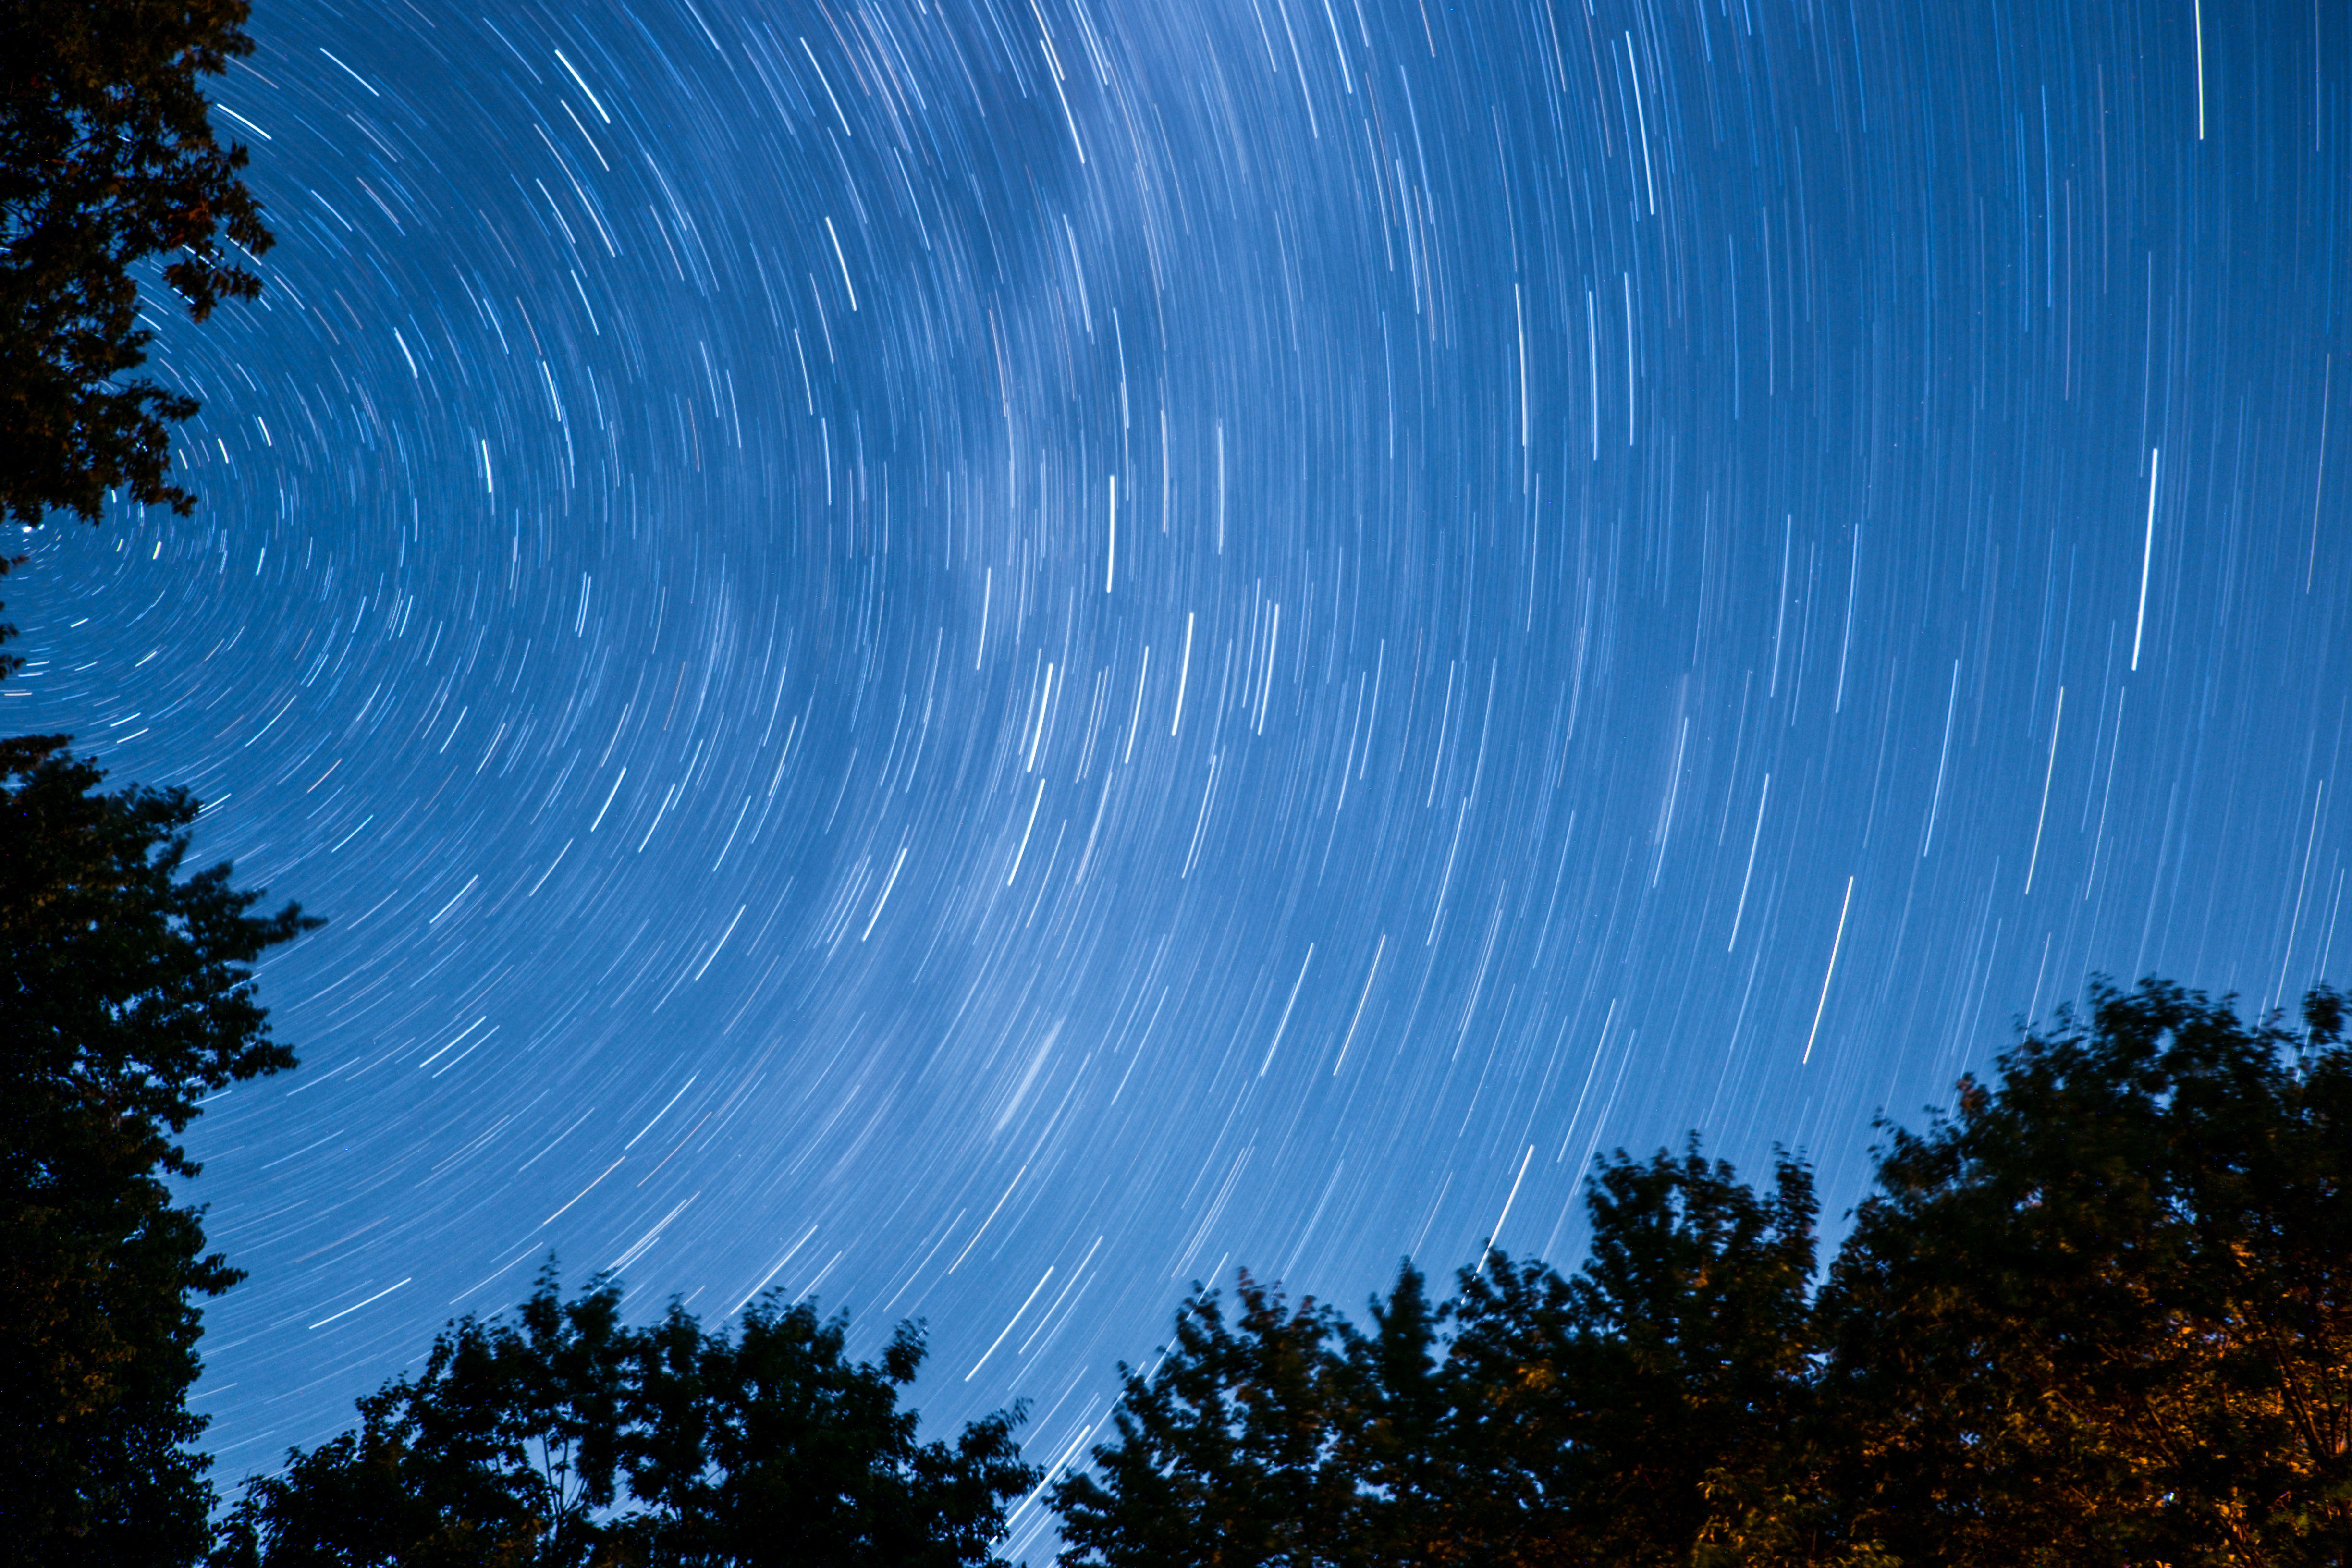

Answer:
[0,13,293,1556]
[618,1291,1035,1567]
[1057,980,2352,1568]
[1434,1146,1818,1566]
[1327,1262,1446,1564]
[0,0,270,533]
[209,1271,634,1568]
[1819,979,2352,1567]
[0,734,316,1563]
[1052,1273,1358,1566]
[214,1269,1040,1568]
[1054,1150,1820,1567]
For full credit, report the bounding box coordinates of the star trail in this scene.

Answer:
[8,0,2349,1551]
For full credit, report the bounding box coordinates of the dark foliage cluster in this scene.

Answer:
[209,1269,1039,1568]
[0,0,269,672]
[0,0,268,531]
[0,735,315,1559]
[1056,981,2352,1568]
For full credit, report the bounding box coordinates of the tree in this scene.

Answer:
[1051,1272,1360,1567]
[0,0,270,528]
[1057,980,2352,1566]
[1432,1147,1820,1567]
[212,1269,634,1568]
[1328,1262,1447,1565]
[0,734,317,1563]
[1817,980,2352,1568]
[0,0,272,674]
[215,1270,1041,1568]
[617,1289,1036,1567]
[1054,1149,1824,1567]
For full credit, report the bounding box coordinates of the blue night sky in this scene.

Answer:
[9,0,2348,1551]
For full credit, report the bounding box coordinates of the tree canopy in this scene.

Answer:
[1820,979,2352,1565]
[0,0,270,532]
[212,1269,1040,1568]
[1052,1148,1832,1568]
[1054,980,2352,1568]
[0,733,317,1561]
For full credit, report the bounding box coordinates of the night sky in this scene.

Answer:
[9,0,2350,1549]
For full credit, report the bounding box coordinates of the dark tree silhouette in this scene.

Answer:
[1052,1272,1358,1567]
[1054,1151,1825,1567]
[210,1270,635,1568]
[0,0,270,528]
[1819,980,2352,1567]
[1056,980,2352,1568]
[1327,1261,1446,1565]
[0,734,316,1563]
[214,1269,1040,1568]
[617,1286,1037,1567]
[1437,1146,1821,1567]
[0,0,273,674]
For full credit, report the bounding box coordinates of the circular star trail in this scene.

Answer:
[10,0,2349,1547]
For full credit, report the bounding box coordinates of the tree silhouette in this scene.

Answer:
[0,734,316,1563]
[1055,980,2352,1567]
[1055,1152,1822,1566]
[1052,1272,1358,1567]
[0,0,273,674]
[617,1287,1036,1567]
[1436,1146,1818,1566]
[215,1269,1039,1568]
[1819,980,2352,1566]
[0,0,270,528]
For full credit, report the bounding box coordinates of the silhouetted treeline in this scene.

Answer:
[11,704,2350,1568]
[1054,980,2352,1568]
[240,980,2352,1566]
[208,1269,1036,1568]
[12,715,2351,1568]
